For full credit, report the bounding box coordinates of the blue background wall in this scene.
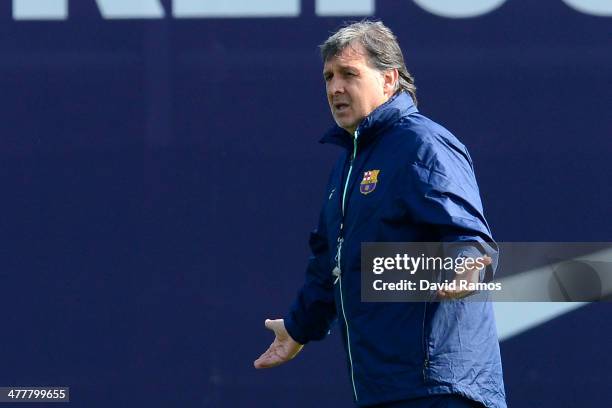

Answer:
[1,1,610,406]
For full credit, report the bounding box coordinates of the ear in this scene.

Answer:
[382,68,399,97]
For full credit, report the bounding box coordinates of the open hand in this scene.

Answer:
[437,255,492,300]
[254,319,303,369]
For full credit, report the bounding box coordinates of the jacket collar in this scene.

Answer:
[319,91,418,150]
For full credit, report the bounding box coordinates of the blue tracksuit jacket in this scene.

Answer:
[284,92,506,408]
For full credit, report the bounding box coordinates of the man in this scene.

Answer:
[254,21,506,408]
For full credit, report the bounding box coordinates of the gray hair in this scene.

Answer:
[320,21,417,105]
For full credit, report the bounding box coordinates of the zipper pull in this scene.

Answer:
[332,236,344,285]
[332,267,341,285]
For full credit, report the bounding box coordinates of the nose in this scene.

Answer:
[327,76,344,96]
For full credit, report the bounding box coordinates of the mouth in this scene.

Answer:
[334,102,350,113]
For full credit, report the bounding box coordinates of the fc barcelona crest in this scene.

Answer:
[360,170,380,195]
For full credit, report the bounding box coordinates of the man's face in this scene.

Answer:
[323,43,392,134]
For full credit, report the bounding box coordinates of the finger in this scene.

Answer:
[254,354,273,369]
[254,348,275,369]
[264,318,280,332]
[265,319,286,337]
[462,256,492,275]
[254,348,284,369]
[465,256,491,273]
[439,291,461,300]
[255,355,276,369]
[438,289,472,300]
[255,355,282,369]
[264,319,278,335]
[437,289,449,299]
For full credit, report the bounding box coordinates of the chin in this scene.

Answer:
[334,118,355,131]
[336,123,352,132]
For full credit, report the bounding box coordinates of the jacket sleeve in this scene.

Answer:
[284,189,337,344]
[402,138,499,282]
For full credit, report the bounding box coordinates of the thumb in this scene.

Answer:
[264,318,283,333]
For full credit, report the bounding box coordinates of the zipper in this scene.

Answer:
[332,129,358,284]
[332,129,359,402]
[422,301,430,382]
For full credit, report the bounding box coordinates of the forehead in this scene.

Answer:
[323,43,370,71]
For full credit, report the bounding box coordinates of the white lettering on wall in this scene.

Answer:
[11,0,612,20]
[96,0,165,19]
[173,0,300,18]
[13,0,165,20]
[412,0,507,18]
[561,0,612,16]
[315,0,374,16]
[13,0,67,20]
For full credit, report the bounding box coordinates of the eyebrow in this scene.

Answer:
[323,65,359,77]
